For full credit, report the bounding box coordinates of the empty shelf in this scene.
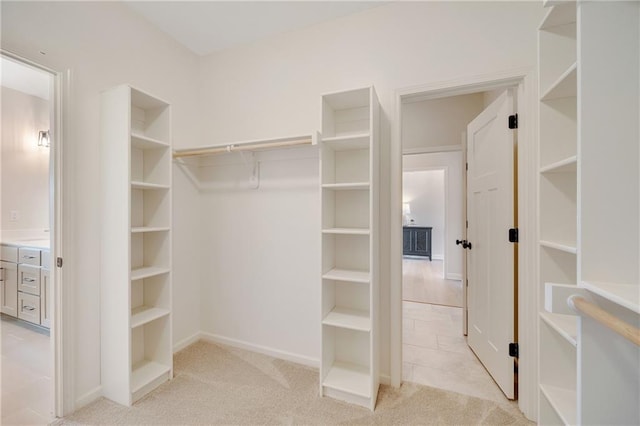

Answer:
[322,268,370,284]
[131,181,170,190]
[131,266,170,281]
[322,133,370,150]
[322,182,370,191]
[131,227,170,233]
[540,312,578,347]
[540,240,577,254]
[322,228,370,236]
[540,156,577,174]
[131,133,169,150]
[539,384,577,426]
[131,360,171,393]
[540,2,576,30]
[323,361,371,398]
[131,306,170,328]
[323,307,371,331]
[541,63,577,101]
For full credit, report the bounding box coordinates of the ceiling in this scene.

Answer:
[1,57,51,100]
[123,1,385,56]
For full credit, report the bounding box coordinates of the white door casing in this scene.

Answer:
[466,89,516,399]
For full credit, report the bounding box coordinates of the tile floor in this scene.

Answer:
[1,315,54,425]
[402,300,510,403]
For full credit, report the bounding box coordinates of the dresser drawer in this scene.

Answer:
[18,264,41,296]
[1,245,18,263]
[18,292,40,325]
[18,248,41,266]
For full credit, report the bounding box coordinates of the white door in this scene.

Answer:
[466,89,516,399]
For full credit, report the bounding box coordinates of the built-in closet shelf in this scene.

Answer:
[131,181,170,190]
[322,228,370,236]
[540,312,578,346]
[322,183,370,191]
[540,2,576,30]
[131,266,171,281]
[131,360,171,394]
[131,133,169,150]
[540,156,577,174]
[581,281,640,314]
[541,63,577,101]
[323,307,371,331]
[540,384,577,426]
[539,240,577,255]
[542,0,574,9]
[130,306,170,329]
[322,268,370,284]
[131,227,170,234]
[322,133,370,150]
[323,362,371,398]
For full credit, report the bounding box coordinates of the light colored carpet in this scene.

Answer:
[56,341,531,425]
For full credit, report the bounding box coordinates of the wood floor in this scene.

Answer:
[402,258,463,307]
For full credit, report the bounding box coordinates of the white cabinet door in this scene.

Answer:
[0,261,18,317]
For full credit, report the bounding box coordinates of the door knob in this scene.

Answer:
[456,239,464,246]
[463,241,472,250]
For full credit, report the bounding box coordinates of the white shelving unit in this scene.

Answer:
[320,87,379,410]
[537,2,578,423]
[540,2,640,425]
[100,85,172,406]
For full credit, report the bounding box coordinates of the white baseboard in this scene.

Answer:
[173,332,202,353]
[447,273,462,281]
[75,385,102,410]
[380,374,391,386]
[432,254,444,261]
[200,332,319,368]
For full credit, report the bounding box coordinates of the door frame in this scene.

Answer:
[1,49,75,417]
[390,68,538,420]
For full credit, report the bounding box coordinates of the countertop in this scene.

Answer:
[1,239,50,250]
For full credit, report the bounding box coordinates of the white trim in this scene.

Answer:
[391,67,538,420]
[447,273,463,281]
[403,145,463,155]
[173,332,202,353]
[200,332,319,368]
[379,374,391,386]
[74,386,102,411]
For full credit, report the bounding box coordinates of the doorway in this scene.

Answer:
[0,53,58,424]
[399,88,517,402]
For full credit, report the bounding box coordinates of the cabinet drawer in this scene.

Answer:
[18,248,41,266]
[18,292,40,324]
[1,245,18,263]
[18,264,41,296]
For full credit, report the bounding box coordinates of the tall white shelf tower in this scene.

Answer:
[319,87,380,410]
[100,85,173,406]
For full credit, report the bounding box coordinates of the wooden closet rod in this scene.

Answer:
[173,137,314,159]
[568,295,640,346]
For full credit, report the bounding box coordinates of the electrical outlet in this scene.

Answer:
[10,210,19,221]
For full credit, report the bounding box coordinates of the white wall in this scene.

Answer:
[1,86,50,232]
[197,1,544,379]
[403,170,445,259]
[1,1,202,407]
[404,152,464,279]
[402,93,484,150]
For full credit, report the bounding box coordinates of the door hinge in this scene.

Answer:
[466,162,468,171]
[509,342,519,358]
[56,257,63,268]
[508,114,518,129]
[508,228,519,243]
[466,220,468,229]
